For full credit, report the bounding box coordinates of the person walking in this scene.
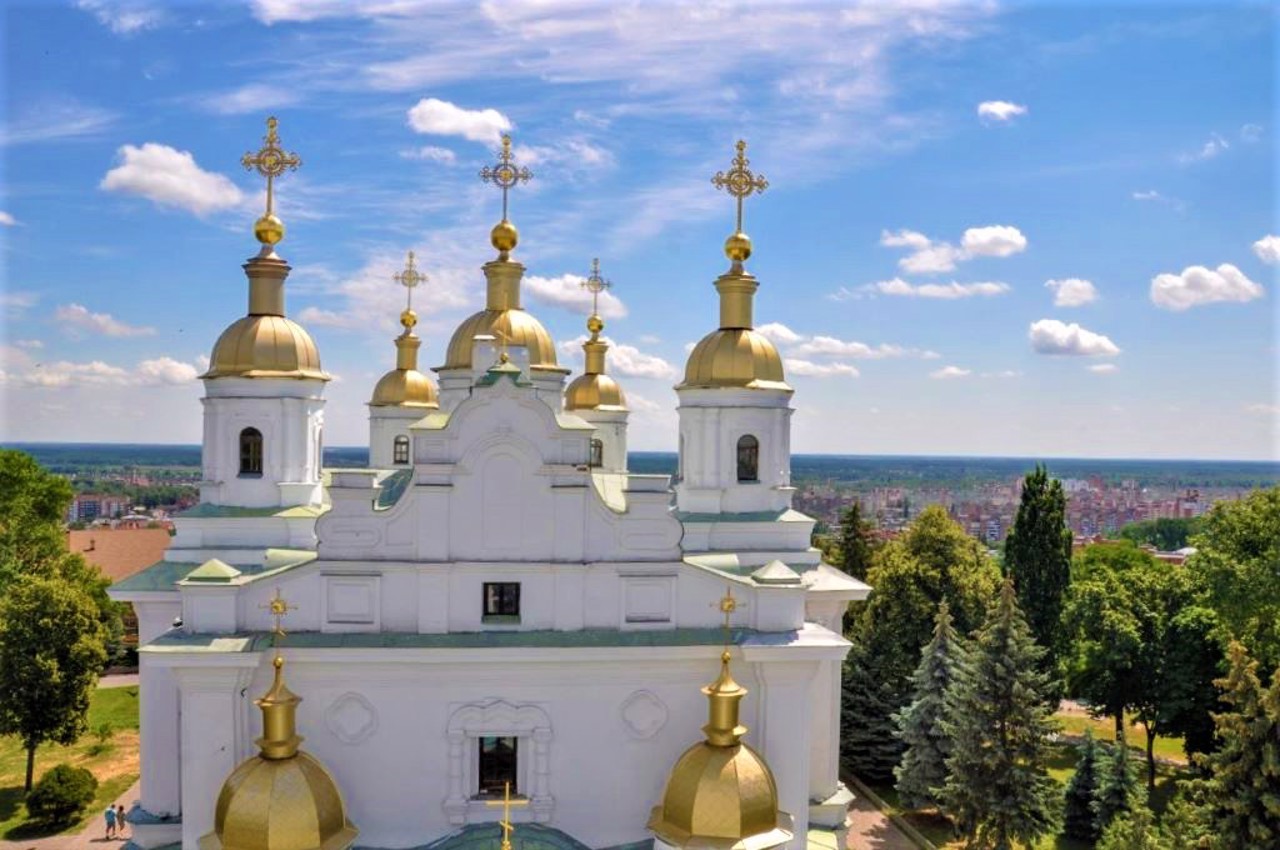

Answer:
[116,804,128,839]
[104,805,117,839]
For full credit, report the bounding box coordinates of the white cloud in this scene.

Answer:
[559,334,675,380]
[100,143,244,215]
[135,357,199,385]
[201,83,300,115]
[7,356,200,388]
[1045,278,1098,307]
[407,98,511,144]
[755,322,803,345]
[400,145,458,164]
[791,336,922,359]
[879,225,1025,274]
[1029,319,1121,357]
[1,99,117,146]
[75,0,164,34]
[961,225,1027,257]
[1179,133,1229,164]
[1131,189,1186,212]
[55,303,156,338]
[1240,124,1263,143]
[930,365,971,379]
[0,212,16,226]
[1132,190,1162,201]
[1,292,37,313]
[14,339,43,350]
[977,100,1027,122]
[784,358,859,378]
[981,370,1021,379]
[1088,364,1118,374]
[872,278,1010,299]
[1252,235,1280,265]
[1244,403,1278,415]
[524,274,627,319]
[1150,264,1264,311]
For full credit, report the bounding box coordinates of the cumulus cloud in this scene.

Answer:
[76,0,164,34]
[790,336,932,359]
[1088,364,1118,374]
[961,225,1027,257]
[0,212,16,226]
[1252,235,1280,265]
[201,83,300,115]
[135,357,199,384]
[1179,133,1229,164]
[930,365,971,379]
[977,100,1027,122]
[7,356,200,388]
[1240,123,1263,143]
[879,225,1026,274]
[755,322,803,344]
[871,278,1010,299]
[784,358,859,378]
[1150,264,1264,311]
[1131,189,1186,212]
[514,139,612,170]
[559,334,675,380]
[1,292,37,313]
[407,98,511,144]
[100,143,244,215]
[524,274,627,319]
[400,145,457,164]
[1045,278,1098,307]
[55,303,156,337]
[1029,319,1121,357]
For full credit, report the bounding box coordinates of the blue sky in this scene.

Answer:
[1,0,1275,459]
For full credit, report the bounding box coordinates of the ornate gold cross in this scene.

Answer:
[485,781,529,850]
[260,588,295,647]
[395,250,427,311]
[711,139,768,234]
[712,586,747,650]
[480,135,533,222]
[242,116,301,218]
[581,257,610,316]
[493,328,512,365]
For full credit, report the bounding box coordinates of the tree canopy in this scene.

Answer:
[1004,465,1073,681]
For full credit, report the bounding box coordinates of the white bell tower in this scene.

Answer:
[564,259,629,473]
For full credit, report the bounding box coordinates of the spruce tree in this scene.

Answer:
[840,641,905,783]
[893,600,964,810]
[1062,729,1103,841]
[940,578,1062,849]
[1097,787,1162,850]
[838,500,875,580]
[1199,642,1280,850]
[1092,733,1139,837]
[1004,465,1072,683]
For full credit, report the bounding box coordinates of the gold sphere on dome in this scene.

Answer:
[254,214,286,245]
[724,231,752,262]
[587,315,604,335]
[491,220,519,253]
[401,308,418,329]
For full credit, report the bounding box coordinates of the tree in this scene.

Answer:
[1003,465,1072,684]
[837,500,876,581]
[841,642,906,783]
[940,579,1061,849]
[1062,729,1104,841]
[1189,488,1280,668]
[25,763,99,823]
[0,575,107,791]
[1197,642,1280,850]
[894,600,965,810]
[1096,789,1163,850]
[1092,734,1139,836]
[1118,516,1202,551]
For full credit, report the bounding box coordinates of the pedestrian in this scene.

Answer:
[104,804,117,839]
[116,804,128,839]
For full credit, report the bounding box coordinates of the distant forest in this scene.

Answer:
[6,443,1278,490]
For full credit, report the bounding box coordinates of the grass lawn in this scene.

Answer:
[0,685,140,840]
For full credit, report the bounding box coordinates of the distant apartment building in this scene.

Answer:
[65,493,129,523]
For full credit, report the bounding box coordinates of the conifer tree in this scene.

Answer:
[1092,733,1139,837]
[840,641,904,783]
[837,500,875,580]
[1062,729,1103,842]
[1199,642,1280,850]
[1096,786,1163,850]
[940,578,1061,849]
[1004,465,1072,683]
[893,600,964,810]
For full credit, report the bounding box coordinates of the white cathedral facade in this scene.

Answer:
[110,123,869,850]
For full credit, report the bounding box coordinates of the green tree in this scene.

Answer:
[841,506,999,781]
[1118,516,1202,550]
[1189,488,1280,668]
[1198,642,1280,850]
[837,500,875,581]
[1096,787,1162,850]
[1092,734,1139,836]
[1062,729,1104,842]
[940,579,1061,849]
[1003,465,1072,684]
[0,575,108,790]
[894,600,964,810]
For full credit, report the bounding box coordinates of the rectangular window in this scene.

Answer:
[477,736,518,797]
[483,582,520,621]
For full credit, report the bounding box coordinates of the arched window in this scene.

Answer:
[393,435,410,465]
[589,439,604,468]
[736,434,759,483]
[239,427,263,476]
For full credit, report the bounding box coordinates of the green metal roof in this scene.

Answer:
[674,508,812,524]
[177,503,326,519]
[112,548,317,593]
[375,468,413,509]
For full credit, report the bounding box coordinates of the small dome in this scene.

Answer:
[205,315,328,381]
[442,309,558,371]
[200,751,358,850]
[370,368,438,408]
[565,373,626,411]
[680,329,789,391]
[648,740,791,850]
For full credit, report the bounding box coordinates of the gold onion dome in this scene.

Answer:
[648,649,792,850]
[199,656,358,850]
[372,254,439,407]
[566,259,626,411]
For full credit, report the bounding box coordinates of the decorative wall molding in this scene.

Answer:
[325,691,378,745]
[444,699,554,825]
[619,690,668,740]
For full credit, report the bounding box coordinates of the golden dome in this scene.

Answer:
[680,329,790,391]
[442,308,559,371]
[205,315,329,381]
[370,368,438,407]
[565,373,626,411]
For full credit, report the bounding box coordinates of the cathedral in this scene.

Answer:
[109,118,869,850]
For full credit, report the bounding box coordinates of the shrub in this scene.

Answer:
[88,721,115,756]
[26,764,98,823]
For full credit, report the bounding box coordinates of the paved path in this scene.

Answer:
[846,791,921,850]
[97,675,138,690]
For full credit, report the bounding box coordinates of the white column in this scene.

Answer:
[138,655,181,817]
[808,659,841,801]
[751,660,817,848]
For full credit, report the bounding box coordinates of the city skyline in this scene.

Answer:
[1,1,1276,459]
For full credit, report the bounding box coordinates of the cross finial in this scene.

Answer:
[394,250,427,312]
[581,257,610,318]
[480,134,533,223]
[242,116,301,219]
[711,139,768,235]
[493,329,512,365]
[713,586,746,652]
[485,780,529,850]
[260,587,295,648]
